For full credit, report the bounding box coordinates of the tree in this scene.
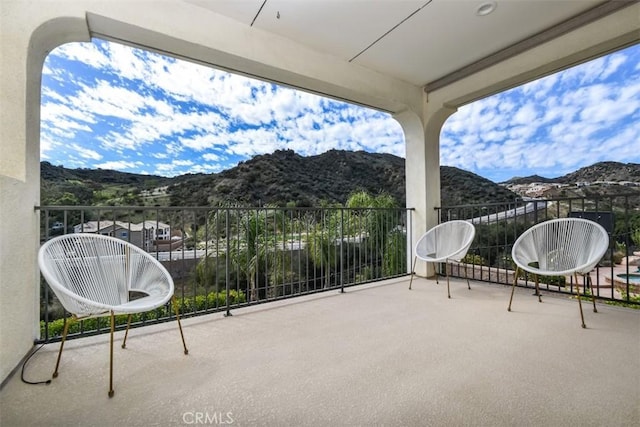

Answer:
[632,228,640,249]
[346,191,402,278]
[472,221,531,268]
[194,254,230,294]
[303,190,404,285]
[306,209,341,288]
[383,228,406,276]
[227,207,292,301]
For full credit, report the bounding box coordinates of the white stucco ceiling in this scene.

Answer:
[183,0,613,87]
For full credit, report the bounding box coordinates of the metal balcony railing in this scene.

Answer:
[437,193,640,306]
[36,194,639,342]
[37,205,413,342]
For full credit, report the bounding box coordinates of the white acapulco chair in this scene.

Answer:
[409,220,476,298]
[38,233,189,397]
[508,217,610,328]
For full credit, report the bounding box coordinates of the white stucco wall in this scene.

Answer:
[0,3,91,385]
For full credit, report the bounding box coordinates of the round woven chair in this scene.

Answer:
[409,220,476,298]
[39,233,188,397]
[508,217,610,328]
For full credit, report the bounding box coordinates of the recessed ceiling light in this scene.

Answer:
[476,1,497,16]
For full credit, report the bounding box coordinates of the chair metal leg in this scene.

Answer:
[534,274,542,303]
[464,264,471,290]
[446,262,451,299]
[587,274,597,313]
[172,296,189,355]
[109,311,115,397]
[409,256,417,290]
[121,314,133,349]
[52,316,73,379]
[508,267,519,311]
[575,273,586,329]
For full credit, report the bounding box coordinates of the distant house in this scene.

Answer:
[73,220,179,251]
[141,220,171,241]
[141,220,184,251]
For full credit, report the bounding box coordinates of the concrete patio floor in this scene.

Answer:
[1,277,639,426]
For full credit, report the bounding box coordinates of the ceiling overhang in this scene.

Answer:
[183,0,638,91]
[86,0,639,113]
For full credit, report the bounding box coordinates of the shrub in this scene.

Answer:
[607,289,640,309]
[461,253,485,266]
[516,269,567,287]
[632,228,640,248]
[612,251,625,265]
[516,262,567,287]
[40,289,246,339]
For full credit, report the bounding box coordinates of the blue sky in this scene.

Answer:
[41,39,639,183]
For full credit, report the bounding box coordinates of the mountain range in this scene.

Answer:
[504,161,640,184]
[40,150,640,208]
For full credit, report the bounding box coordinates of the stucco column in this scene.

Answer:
[394,97,456,278]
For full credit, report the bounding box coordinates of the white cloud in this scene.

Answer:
[601,52,627,79]
[75,80,149,121]
[70,143,102,160]
[41,101,97,127]
[105,42,149,81]
[95,160,142,170]
[180,134,228,151]
[226,127,284,156]
[53,42,110,70]
[153,159,198,176]
[40,134,57,160]
[187,163,225,174]
[202,153,223,162]
[512,104,538,125]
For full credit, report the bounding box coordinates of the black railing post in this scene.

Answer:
[340,208,345,293]
[225,208,232,317]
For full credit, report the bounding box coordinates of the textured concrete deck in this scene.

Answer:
[1,277,639,426]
